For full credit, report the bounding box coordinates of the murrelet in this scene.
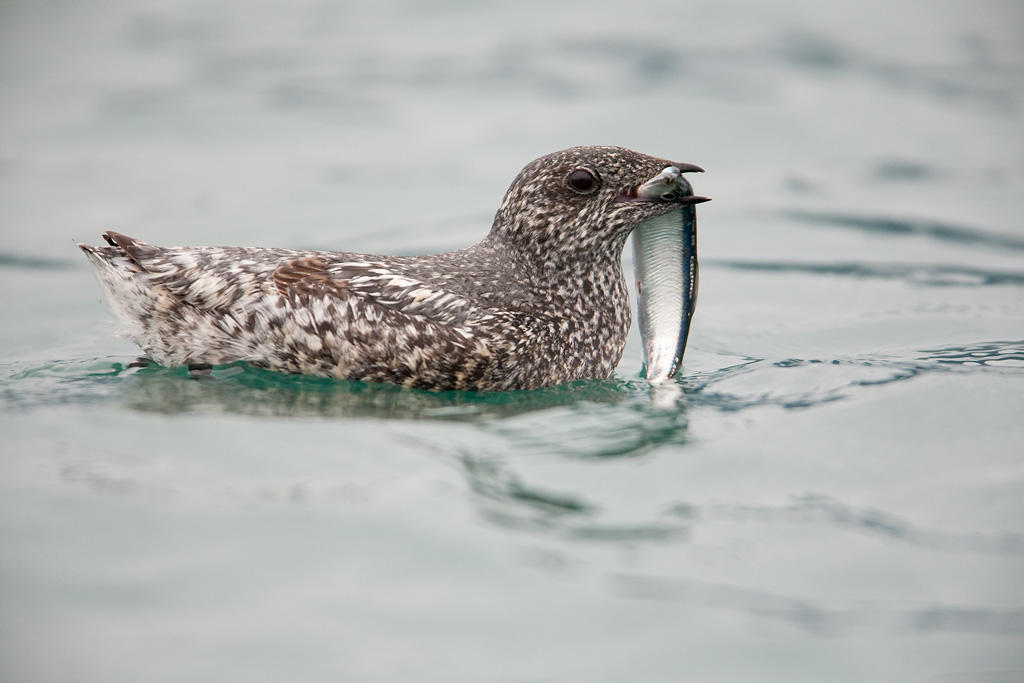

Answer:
[80,146,707,391]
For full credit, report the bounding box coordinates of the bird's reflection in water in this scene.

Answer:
[111,359,694,542]
[113,360,656,421]
[101,338,1024,421]
[451,379,692,542]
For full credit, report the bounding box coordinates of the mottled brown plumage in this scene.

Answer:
[80,146,706,391]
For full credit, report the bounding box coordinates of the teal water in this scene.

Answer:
[2,1,1023,681]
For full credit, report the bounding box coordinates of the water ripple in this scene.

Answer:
[709,259,1024,287]
[785,210,1024,251]
[5,340,1019,419]
[111,9,1024,120]
[461,451,692,543]
[612,573,1024,635]
[0,252,74,270]
[683,340,1024,412]
[0,358,636,419]
[922,340,1024,367]
[692,494,1024,556]
[871,158,938,181]
[774,30,1023,111]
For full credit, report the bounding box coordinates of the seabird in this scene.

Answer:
[80,146,708,391]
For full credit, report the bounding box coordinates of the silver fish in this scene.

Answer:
[631,166,707,380]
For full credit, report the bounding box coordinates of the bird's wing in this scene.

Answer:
[99,231,493,330]
[271,255,493,328]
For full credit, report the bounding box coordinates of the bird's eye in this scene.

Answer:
[567,168,599,194]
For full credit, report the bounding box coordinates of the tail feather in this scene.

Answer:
[80,232,153,349]
[79,231,269,366]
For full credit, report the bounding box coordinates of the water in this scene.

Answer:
[2,1,1023,681]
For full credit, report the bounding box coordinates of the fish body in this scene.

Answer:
[631,167,701,380]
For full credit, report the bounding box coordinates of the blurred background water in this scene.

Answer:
[2,1,1023,681]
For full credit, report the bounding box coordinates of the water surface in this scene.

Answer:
[1,1,1023,681]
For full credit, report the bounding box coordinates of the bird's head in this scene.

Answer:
[490,145,709,265]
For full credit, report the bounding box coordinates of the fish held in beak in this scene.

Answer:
[630,165,708,379]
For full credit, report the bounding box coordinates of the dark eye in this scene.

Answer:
[567,168,599,194]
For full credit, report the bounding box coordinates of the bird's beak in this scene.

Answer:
[616,165,711,204]
[669,162,705,174]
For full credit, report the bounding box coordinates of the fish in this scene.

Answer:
[630,166,705,380]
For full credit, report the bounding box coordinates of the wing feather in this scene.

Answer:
[93,232,493,330]
[273,257,487,328]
